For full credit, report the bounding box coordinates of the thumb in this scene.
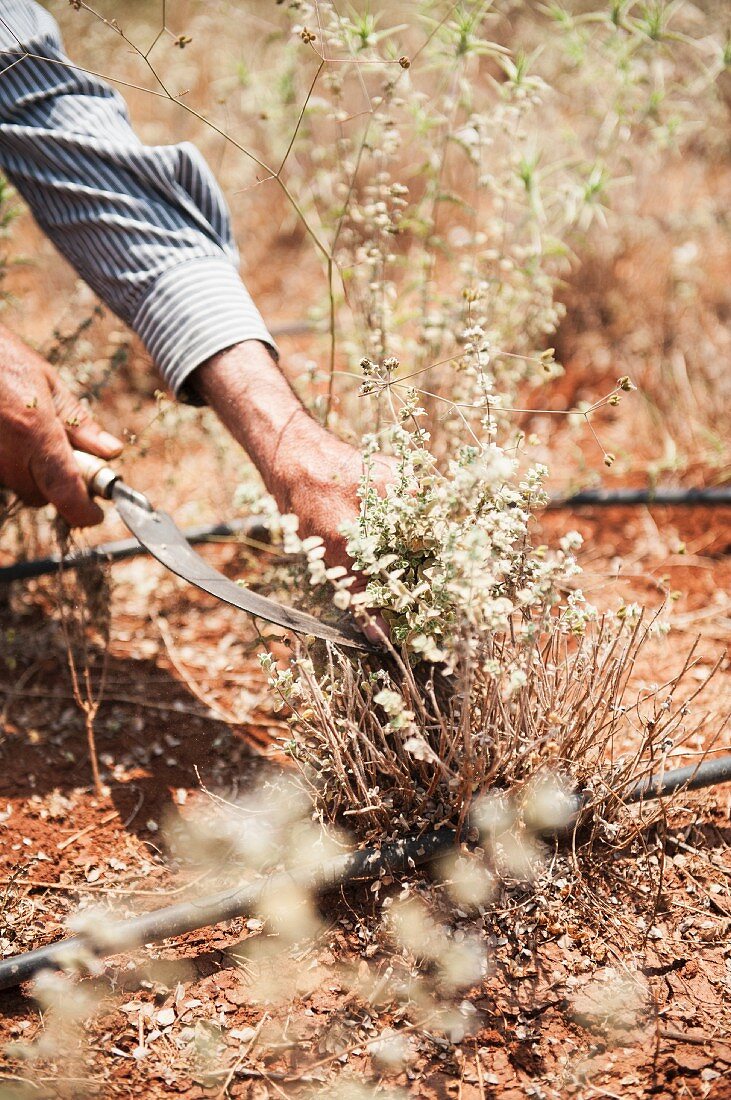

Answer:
[48,370,124,459]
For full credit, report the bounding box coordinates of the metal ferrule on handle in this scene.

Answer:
[72,449,121,500]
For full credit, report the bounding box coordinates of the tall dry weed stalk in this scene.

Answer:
[54,524,111,797]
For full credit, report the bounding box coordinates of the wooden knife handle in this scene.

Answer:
[72,449,121,500]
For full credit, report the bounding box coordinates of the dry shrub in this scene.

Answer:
[272,614,718,848]
[231,1,728,857]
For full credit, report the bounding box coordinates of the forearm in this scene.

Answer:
[195,340,397,643]
[195,342,343,513]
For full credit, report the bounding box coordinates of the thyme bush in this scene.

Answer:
[250,1,724,834]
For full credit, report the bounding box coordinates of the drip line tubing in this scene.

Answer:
[547,486,731,509]
[0,517,268,584]
[0,755,729,992]
[1,485,729,586]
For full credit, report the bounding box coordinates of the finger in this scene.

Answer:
[0,446,45,507]
[29,430,104,528]
[4,471,46,509]
[49,372,123,459]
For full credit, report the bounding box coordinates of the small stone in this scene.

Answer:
[230,1026,257,1043]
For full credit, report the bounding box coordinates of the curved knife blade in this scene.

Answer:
[111,482,370,652]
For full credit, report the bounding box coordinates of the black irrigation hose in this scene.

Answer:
[0,517,270,584]
[1,756,730,993]
[624,756,731,802]
[547,487,731,509]
[0,831,455,992]
[1,486,729,586]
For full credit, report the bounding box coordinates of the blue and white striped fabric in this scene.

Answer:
[0,0,276,398]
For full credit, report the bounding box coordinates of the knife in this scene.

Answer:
[72,451,371,652]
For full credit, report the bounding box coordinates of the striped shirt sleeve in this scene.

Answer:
[0,0,277,399]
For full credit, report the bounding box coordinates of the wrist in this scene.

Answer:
[194,340,278,402]
[194,340,341,508]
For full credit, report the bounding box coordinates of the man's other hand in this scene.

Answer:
[0,325,123,527]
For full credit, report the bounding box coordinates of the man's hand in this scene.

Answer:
[195,341,396,630]
[0,325,124,527]
[278,436,396,644]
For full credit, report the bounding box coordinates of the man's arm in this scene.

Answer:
[0,1,383,560]
[196,342,370,572]
[0,0,275,398]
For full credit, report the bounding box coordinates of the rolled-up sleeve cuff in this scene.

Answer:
[132,257,278,401]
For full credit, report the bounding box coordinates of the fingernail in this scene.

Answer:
[99,431,124,453]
